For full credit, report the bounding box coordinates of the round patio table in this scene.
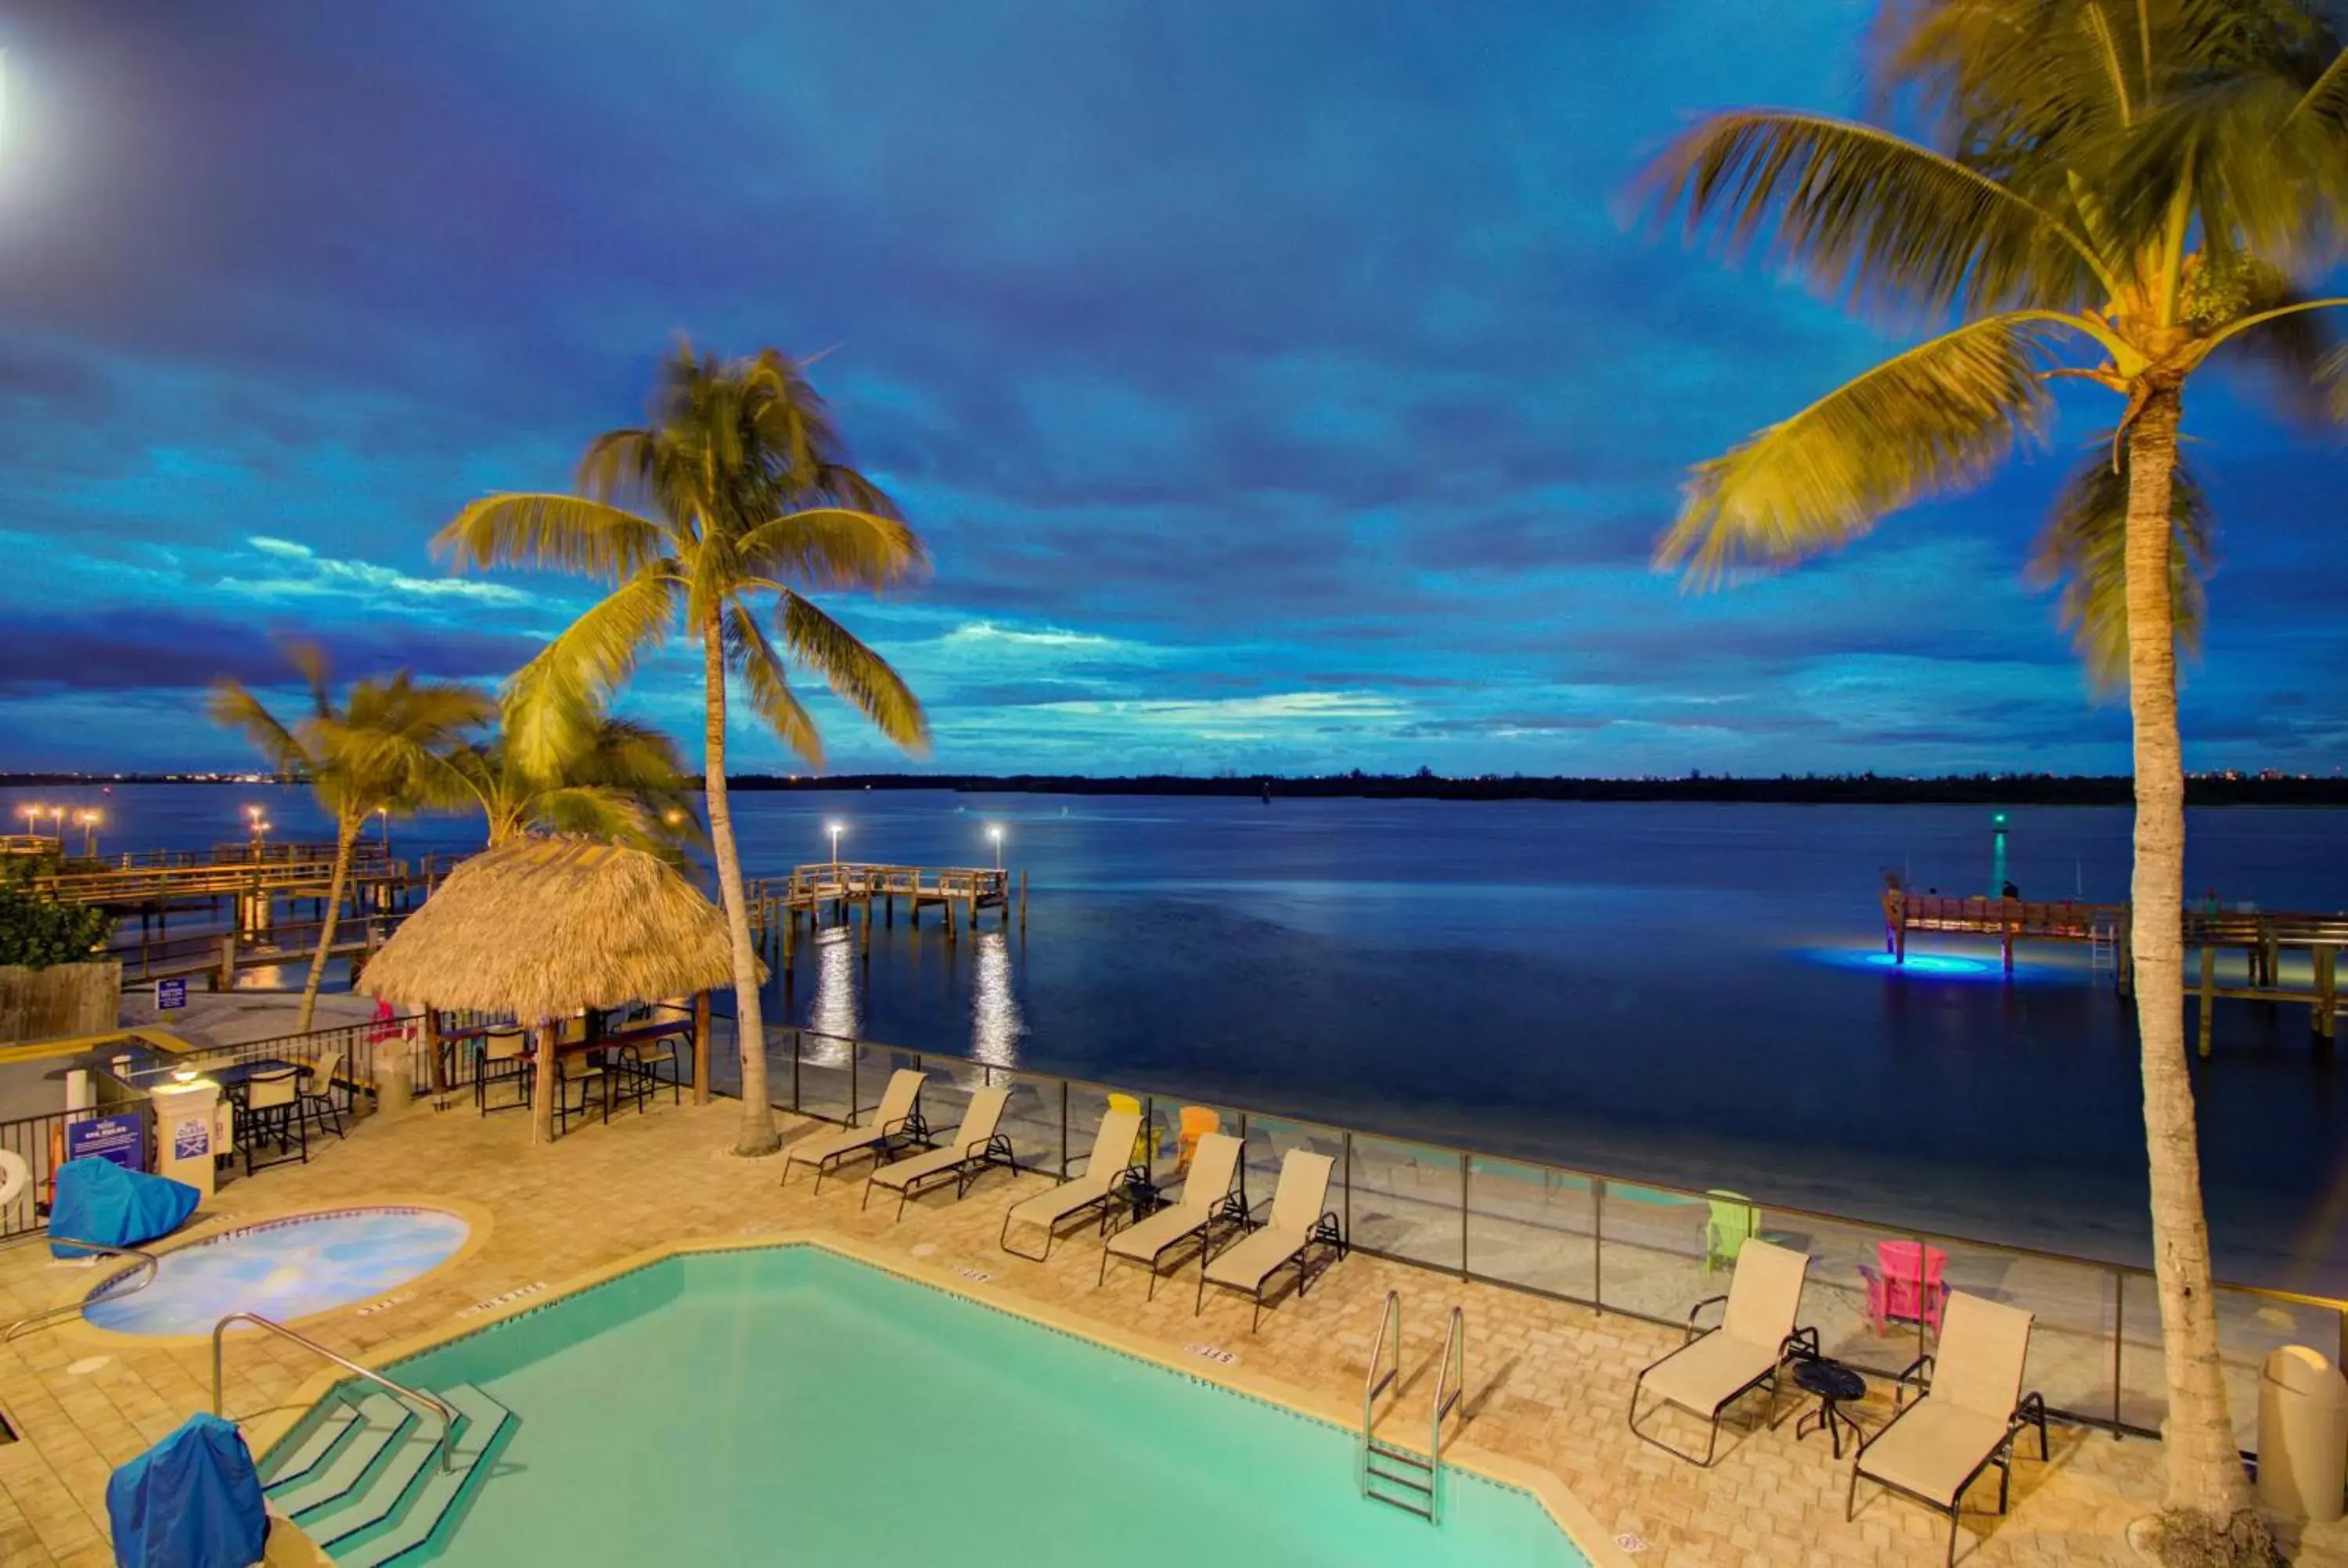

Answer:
[1792,1357,1867,1459]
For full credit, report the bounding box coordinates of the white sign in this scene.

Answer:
[171,1117,209,1161]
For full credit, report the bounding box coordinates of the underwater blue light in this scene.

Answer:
[1805,946,2017,980]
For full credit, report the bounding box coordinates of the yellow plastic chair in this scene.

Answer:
[1107,1093,1156,1167]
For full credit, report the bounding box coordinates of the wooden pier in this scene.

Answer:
[1882,889,2347,1052]
[745,862,1025,976]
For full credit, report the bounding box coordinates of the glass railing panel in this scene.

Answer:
[1466,1156,1594,1303]
[2213,1284,2346,1452]
[789,1029,854,1124]
[2118,1269,2168,1433]
[853,1040,924,1126]
[1961,1244,2118,1424]
[1061,1079,1134,1181]
[1346,1135,1464,1275]
[978,1066,1065,1176]
[1593,1178,1711,1325]
[1238,1115,1347,1225]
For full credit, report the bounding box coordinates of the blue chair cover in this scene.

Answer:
[105,1412,268,1568]
[50,1158,200,1260]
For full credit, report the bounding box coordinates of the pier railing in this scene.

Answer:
[741,1021,2343,1457]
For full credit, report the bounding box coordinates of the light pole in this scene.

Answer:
[826,820,844,867]
[377,806,390,861]
[77,809,99,858]
[246,804,265,858]
[988,824,1004,871]
[17,803,41,843]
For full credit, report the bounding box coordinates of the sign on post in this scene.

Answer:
[63,1113,146,1173]
[155,977,187,1011]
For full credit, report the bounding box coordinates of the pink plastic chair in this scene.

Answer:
[1859,1240,1948,1335]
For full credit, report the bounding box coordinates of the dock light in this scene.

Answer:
[663,808,684,826]
[826,820,844,865]
[987,824,1004,869]
[76,809,99,858]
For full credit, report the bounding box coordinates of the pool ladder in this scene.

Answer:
[2,1238,160,1341]
[1359,1291,1464,1522]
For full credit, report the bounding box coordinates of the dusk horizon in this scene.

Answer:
[6,2,2343,779]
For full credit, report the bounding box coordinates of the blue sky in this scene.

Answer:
[2,2,2343,776]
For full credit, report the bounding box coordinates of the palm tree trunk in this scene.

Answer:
[704,621,780,1156]
[295,822,357,1034]
[2123,382,2249,1530]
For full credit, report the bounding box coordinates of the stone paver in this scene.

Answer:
[2,1094,2341,1567]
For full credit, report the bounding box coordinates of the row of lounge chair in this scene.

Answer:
[1630,1238,2048,1567]
[779,1071,1348,1329]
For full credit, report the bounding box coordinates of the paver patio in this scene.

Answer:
[2,1093,2343,1567]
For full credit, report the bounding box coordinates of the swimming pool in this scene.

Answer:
[87,1207,470,1336]
[369,1245,1590,1566]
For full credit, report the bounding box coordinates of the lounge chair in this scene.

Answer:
[1098,1132,1244,1298]
[1195,1148,1345,1329]
[781,1069,928,1192]
[999,1106,1145,1261]
[1628,1238,1815,1466]
[862,1086,1016,1221]
[1849,1292,2048,1567]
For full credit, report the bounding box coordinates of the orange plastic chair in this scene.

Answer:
[1176,1106,1221,1175]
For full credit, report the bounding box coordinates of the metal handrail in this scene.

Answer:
[1359,1289,1400,1491]
[2,1239,160,1340]
[212,1313,456,1475]
[1429,1306,1465,1521]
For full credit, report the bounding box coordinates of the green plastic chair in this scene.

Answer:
[1704,1189,1758,1273]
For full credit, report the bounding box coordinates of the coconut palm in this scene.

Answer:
[207,646,492,1032]
[448,710,699,853]
[1633,0,2345,1546]
[435,343,929,1156]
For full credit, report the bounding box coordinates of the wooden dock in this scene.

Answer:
[1882,889,2347,1052]
[746,862,1024,974]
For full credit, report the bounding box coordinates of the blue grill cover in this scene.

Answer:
[105,1412,268,1568]
[50,1158,200,1260]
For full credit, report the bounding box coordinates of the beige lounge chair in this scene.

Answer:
[1195,1148,1344,1329]
[863,1086,1016,1221]
[1849,1292,2047,1567]
[1628,1238,1815,1465]
[1098,1132,1243,1298]
[782,1069,928,1192]
[999,1106,1145,1261]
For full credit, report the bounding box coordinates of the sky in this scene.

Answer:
[1,2,2343,778]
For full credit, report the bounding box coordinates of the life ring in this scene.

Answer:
[0,1149,27,1212]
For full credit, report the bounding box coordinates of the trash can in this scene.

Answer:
[373,1038,412,1116]
[2256,1344,2348,1522]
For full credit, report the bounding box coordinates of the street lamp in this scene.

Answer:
[826,820,844,866]
[987,824,1004,871]
[76,809,99,858]
[245,804,264,858]
[376,805,390,861]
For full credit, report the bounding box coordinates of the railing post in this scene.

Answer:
[1059,1080,1070,1179]
[1342,1131,1352,1247]
[848,1045,859,1126]
[790,1027,801,1113]
[1458,1154,1471,1281]
[2112,1271,2126,1437]
[1592,1177,1605,1314]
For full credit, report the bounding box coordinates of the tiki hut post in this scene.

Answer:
[532,1019,560,1144]
[424,1008,445,1096]
[692,992,711,1106]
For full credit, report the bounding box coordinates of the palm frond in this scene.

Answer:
[434,493,669,582]
[205,679,313,776]
[777,592,931,756]
[504,572,680,778]
[2026,437,2216,694]
[735,508,928,592]
[2202,292,2348,425]
[727,603,826,767]
[1658,314,2060,583]
[1632,110,2110,318]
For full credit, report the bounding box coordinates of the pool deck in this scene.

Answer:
[3,1098,2344,1568]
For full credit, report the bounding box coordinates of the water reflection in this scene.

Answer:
[805,928,859,1065]
[970,930,1025,1068]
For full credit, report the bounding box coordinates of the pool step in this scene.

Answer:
[258,1383,514,1567]
[1364,1437,1437,1520]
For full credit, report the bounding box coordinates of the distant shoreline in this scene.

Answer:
[10,771,2347,807]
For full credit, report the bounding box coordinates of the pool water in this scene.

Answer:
[86,1207,470,1336]
[387,1246,1588,1567]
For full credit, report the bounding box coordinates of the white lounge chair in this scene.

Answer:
[1628,1237,1815,1466]
[863,1086,1016,1221]
[1849,1291,2048,1567]
[999,1106,1145,1261]
[1098,1132,1244,1298]
[1195,1147,1344,1329]
[781,1069,928,1192]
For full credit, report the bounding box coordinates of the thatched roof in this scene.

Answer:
[362,836,754,1018]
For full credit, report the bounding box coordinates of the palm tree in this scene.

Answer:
[448,710,699,853]
[1633,0,2345,1547]
[435,343,929,1156]
[208,646,491,1032]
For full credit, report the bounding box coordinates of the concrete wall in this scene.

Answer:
[0,961,122,1045]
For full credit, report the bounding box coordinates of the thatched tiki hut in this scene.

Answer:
[361,836,756,1142]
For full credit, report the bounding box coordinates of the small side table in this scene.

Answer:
[1118,1171,1165,1223]
[1792,1357,1867,1459]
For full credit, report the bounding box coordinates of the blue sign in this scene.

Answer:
[155,977,187,1011]
[172,1117,211,1162]
[64,1113,145,1174]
